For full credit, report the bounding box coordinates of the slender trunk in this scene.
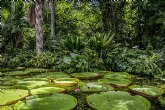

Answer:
[35,0,43,55]
[49,0,55,37]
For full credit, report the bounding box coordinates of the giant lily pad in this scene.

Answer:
[22,78,49,82]
[80,82,114,92]
[54,78,79,87]
[25,68,47,74]
[0,89,29,106]
[14,93,77,110]
[47,72,70,79]
[87,91,151,110]
[5,71,29,76]
[30,87,65,95]
[98,79,131,88]
[0,68,25,73]
[129,85,164,98]
[0,77,21,86]
[15,81,49,89]
[99,71,112,75]
[104,72,130,79]
[71,72,100,80]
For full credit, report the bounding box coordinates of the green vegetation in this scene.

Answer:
[87,91,151,110]
[0,70,164,109]
[1,0,165,109]
[0,89,29,106]
[99,79,131,88]
[54,78,79,87]
[30,87,65,95]
[71,72,100,79]
[129,85,164,98]
[79,82,114,92]
[14,94,77,110]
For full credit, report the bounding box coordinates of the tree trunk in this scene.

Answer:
[35,0,43,55]
[49,0,55,37]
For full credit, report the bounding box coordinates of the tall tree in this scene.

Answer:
[35,0,44,54]
[49,0,56,37]
[28,0,44,55]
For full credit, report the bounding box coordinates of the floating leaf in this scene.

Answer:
[98,79,131,88]
[129,85,164,98]
[15,81,49,89]
[54,78,79,87]
[87,91,151,110]
[46,72,70,79]
[5,71,29,76]
[30,87,65,95]
[104,72,130,79]
[80,82,114,92]
[0,89,29,106]
[14,93,77,110]
[71,72,100,80]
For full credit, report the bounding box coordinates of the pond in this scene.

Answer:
[0,68,164,110]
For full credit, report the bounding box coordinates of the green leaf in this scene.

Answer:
[87,91,151,110]
[14,93,77,110]
[0,89,29,106]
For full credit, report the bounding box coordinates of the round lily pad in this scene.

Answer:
[0,77,21,86]
[129,85,164,98]
[47,72,70,79]
[98,79,131,88]
[16,81,49,89]
[71,72,100,80]
[104,72,129,79]
[54,78,79,87]
[25,68,47,74]
[14,93,77,110]
[5,71,29,76]
[30,87,65,95]
[0,68,25,72]
[0,89,29,106]
[80,82,114,92]
[87,91,151,110]
[98,71,112,75]
[23,78,49,82]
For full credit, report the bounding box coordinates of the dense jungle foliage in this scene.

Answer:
[0,0,165,77]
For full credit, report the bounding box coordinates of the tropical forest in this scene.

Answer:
[0,0,165,110]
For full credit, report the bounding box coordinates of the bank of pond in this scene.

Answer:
[0,68,164,110]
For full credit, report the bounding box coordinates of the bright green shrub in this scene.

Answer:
[106,48,162,76]
[27,52,56,68]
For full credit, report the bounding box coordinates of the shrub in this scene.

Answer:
[56,53,88,73]
[106,48,162,76]
[0,50,34,68]
[27,52,56,68]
